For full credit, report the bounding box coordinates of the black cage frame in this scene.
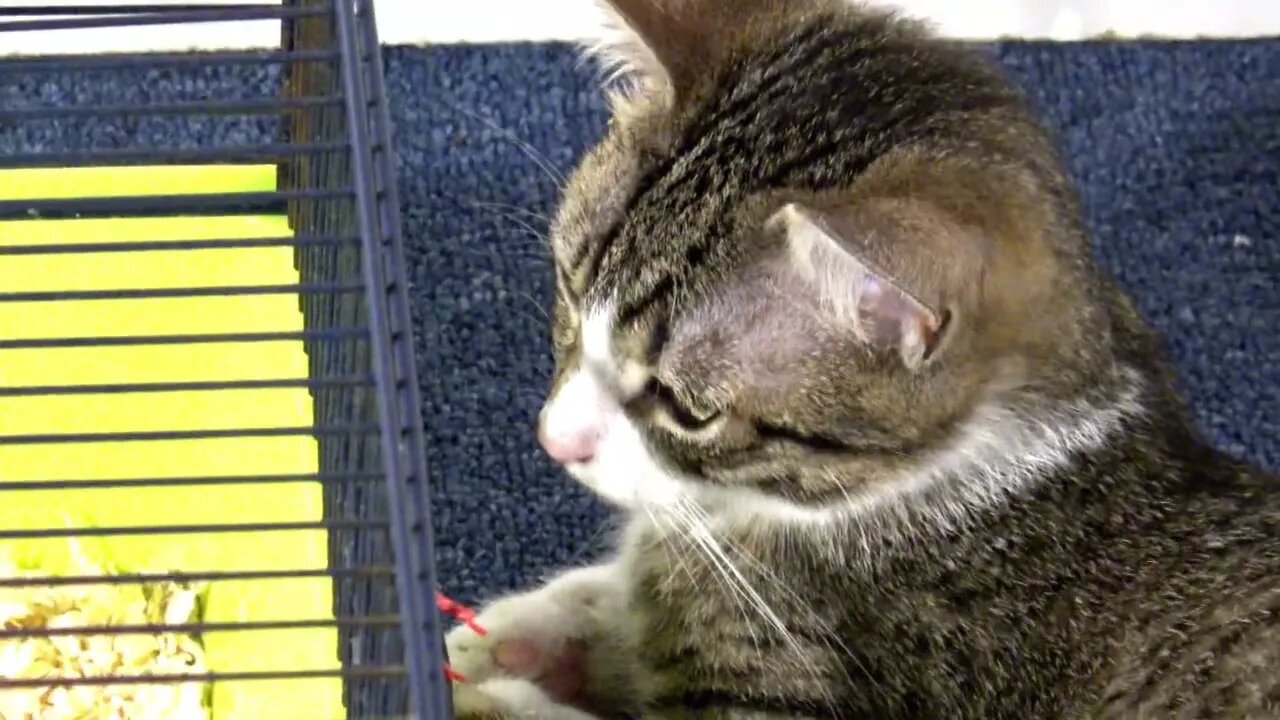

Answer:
[0,2,451,718]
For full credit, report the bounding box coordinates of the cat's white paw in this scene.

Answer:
[446,565,621,691]
[453,677,602,719]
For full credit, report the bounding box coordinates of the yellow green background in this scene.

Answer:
[0,166,344,719]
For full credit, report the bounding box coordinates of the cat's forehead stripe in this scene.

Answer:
[583,306,614,368]
[582,303,649,396]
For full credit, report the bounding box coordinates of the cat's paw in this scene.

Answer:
[453,677,602,720]
[446,565,619,702]
[448,618,590,703]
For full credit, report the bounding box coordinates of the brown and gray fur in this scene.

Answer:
[445,1,1280,718]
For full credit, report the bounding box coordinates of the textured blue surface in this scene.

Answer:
[3,41,1277,608]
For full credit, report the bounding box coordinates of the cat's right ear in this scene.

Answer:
[767,202,964,370]
[587,0,714,97]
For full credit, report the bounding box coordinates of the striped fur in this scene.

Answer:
[450,2,1280,718]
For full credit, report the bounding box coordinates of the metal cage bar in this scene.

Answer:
[0,1,450,717]
[339,0,454,715]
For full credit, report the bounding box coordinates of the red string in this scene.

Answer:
[436,591,487,636]
[436,591,486,683]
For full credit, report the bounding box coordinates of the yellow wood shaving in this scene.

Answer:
[0,551,211,719]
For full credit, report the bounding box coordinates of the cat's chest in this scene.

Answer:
[615,516,880,649]
[614,513,1061,666]
[615,517,863,707]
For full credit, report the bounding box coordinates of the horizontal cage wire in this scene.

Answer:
[0,2,451,719]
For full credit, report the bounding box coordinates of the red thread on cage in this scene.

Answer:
[437,591,486,683]
[436,591,486,636]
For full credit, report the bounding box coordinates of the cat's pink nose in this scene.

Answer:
[537,423,599,465]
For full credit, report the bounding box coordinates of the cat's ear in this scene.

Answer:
[587,0,713,95]
[769,202,951,370]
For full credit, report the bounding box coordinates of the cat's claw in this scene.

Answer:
[453,677,602,720]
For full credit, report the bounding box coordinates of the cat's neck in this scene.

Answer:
[684,364,1147,552]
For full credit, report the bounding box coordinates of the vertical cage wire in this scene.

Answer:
[0,2,450,718]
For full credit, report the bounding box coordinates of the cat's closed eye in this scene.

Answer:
[642,378,725,434]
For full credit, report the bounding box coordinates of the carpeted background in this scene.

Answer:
[3,40,1277,606]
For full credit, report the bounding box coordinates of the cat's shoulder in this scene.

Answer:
[1097,567,1280,718]
[1094,456,1280,716]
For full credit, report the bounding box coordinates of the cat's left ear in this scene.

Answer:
[769,202,954,370]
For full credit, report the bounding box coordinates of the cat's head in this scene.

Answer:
[537,0,1133,522]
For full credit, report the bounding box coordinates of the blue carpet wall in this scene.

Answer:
[2,41,1277,606]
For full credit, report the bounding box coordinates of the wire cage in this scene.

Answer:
[0,2,452,718]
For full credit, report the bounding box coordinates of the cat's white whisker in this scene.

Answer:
[513,289,552,324]
[642,506,701,597]
[443,99,567,187]
[672,496,840,706]
[663,499,764,652]
[470,203,550,243]
[470,200,552,225]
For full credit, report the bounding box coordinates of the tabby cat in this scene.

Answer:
[445,1,1280,717]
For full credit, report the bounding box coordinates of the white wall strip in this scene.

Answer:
[3,0,1279,56]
